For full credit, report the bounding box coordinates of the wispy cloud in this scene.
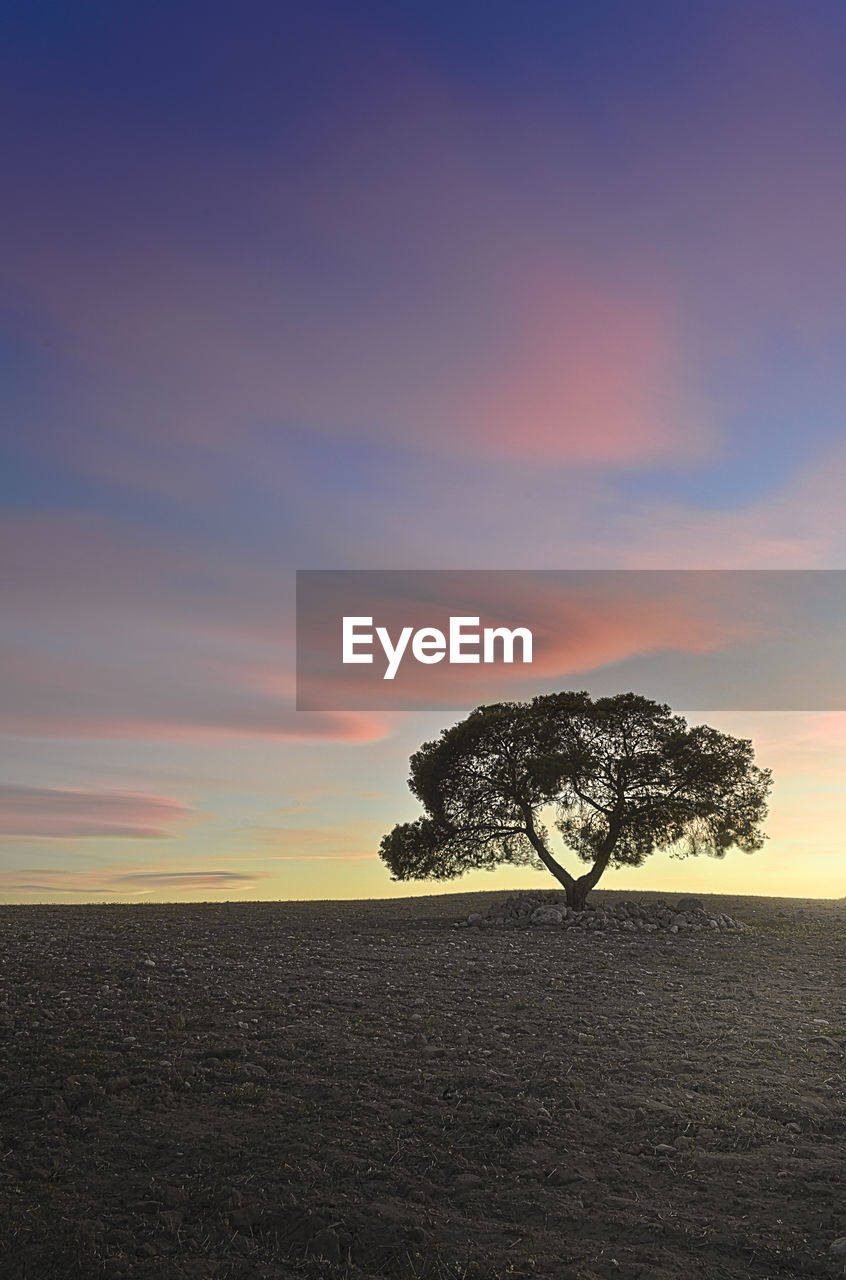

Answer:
[0,512,395,742]
[0,866,264,894]
[0,56,718,486]
[246,822,382,862]
[0,786,191,839]
[111,870,263,889]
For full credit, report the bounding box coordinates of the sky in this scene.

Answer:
[2,0,846,902]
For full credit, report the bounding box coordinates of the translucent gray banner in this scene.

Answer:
[296,570,846,711]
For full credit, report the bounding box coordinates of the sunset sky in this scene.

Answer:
[2,1,846,902]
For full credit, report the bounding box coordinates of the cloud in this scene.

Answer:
[326,438,846,572]
[0,55,716,483]
[0,512,396,742]
[0,668,393,742]
[615,448,846,569]
[5,5,846,507]
[0,510,285,635]
[246,822,382,862]
[110,870,264,889]
[0,866,264,895]
[5,449,846,742]
[0,785,190,838]
[297,569,760,708]
[447,262,712,465]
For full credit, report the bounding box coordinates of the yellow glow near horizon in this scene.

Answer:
[2,714,842,905]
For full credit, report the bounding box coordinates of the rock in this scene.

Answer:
[530,906,563,926]
[465,892,744,936]
[830,1237,846,1258]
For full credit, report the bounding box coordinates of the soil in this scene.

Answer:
[1,888,844,1280]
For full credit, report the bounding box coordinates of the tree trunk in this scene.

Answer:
[569,874,599,911]
[523,808,620,911]
[568,827,621,910]
[522,813,577,899]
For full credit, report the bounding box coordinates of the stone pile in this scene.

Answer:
[465,893,747,934]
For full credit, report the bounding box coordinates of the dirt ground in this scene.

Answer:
[1,888,844,1280]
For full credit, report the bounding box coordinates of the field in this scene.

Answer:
[1,890,844,1279]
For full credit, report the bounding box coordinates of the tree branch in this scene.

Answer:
[520,803,576,890]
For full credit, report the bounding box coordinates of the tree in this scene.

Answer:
[379,691,772,910]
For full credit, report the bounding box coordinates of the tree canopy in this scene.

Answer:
[379,691,772,909]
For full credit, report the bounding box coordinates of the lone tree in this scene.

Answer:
[379,692,772,910]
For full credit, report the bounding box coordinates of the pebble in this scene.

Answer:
[469,894,747,934]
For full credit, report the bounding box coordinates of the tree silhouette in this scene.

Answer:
[380,692,772,910]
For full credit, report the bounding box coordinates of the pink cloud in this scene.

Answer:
[450,262,712,464]
[0,643,392,742]
[9,246,705,477]
[0,785,190,838]
[0,62,716,480]
[6,16,846,500]
[298,570,759,708]
[0,867,264,894]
